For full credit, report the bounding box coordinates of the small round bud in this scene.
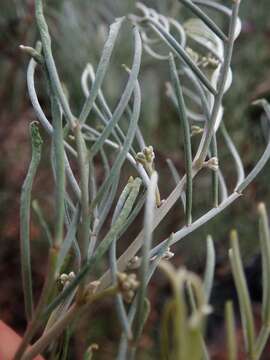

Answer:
[203,157,219,171]
[127,256,141,270]
[191,125,203,137]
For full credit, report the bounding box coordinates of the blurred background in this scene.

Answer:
[0,0,269,358]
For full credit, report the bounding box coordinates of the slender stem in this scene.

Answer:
[193,0,234,17]
[186,281,210,360]
[83,125,149,186]
[221,123,245,189]
[166,158,186,211]
[203,235,215,301]
[133,173,158,343]
[74,122,90,263]
[32,200,53,246]
[110,237,132,339]
[22,286,118,360]
[35,0,75,128]
[56,206,80,273]
[182,67,219,207]
[155,192,239,253]
[51,96,65,247]
[229,230,255,359]
[158,263,188,359]
[161,300,174,360]
[22,304,79,360]
[182,67,211,120]
[20,122,43,322]
[27,54,81,199]
[109,181,134,339]
[169,54,193,225]
[88,158,99,258]
[258,203,270,324]
[217,169,228,202]
[236,135,270,193]
[78,18,124,125]
[254,325,270,360]
[225,301,237,360]
[255,203,270,359]
[89,81,141,212]
[195,0,240,162]
[147,17,217,96]
[97,173,186,287]
[117,234,175,359]
[44,179,142,316]
[89,28,142,159]
[81,65,125,152]
[178,0,228,42]
[236,100,270,192]
[15,247,58,360]
[210,135,219,207]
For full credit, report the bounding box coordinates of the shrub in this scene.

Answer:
[15,0,270,359]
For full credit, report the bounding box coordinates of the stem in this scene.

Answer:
[229,230,255,359]
[21,304,79,360]
[44,179,141,315]
[169,54,193,225]
[20,122,43,321]
[51,95,65,247]
[210,135,219,207]
[148,17,217,96]
[98,174,191,289]
[221,123,245,189]
[35,0,75,128]
[74,122,90,263]
[109,181,134,339]
[99,117,270,290]
[258,203,270,324]
[22,286,118,360]
[78,18,124,125]
[203,235,215,301]
[158,263,188,359]
[15,247,58,360]
[27,49,81,199]
[225,301,237,360]
[195,0,240,162]
[97,5,244,284]
[254,325,270,360]
[178,0,228,42]
[133,173,158,343]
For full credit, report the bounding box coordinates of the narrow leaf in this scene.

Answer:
[20,122,43,321]
[79,17,124,124]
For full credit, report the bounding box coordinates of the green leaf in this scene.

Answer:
[79,17,125,125]
[20,122,43,321]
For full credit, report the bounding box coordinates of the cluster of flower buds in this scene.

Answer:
[136,146,162,207]
[58,271,75,289]
[191,125,203,137]
[127,255,141,270]
[197,53,220,69]
[203,157,219,172]
[117,272,139,303]
[136,146,155,175]
[186,47,200,65]
[186,47,219,69]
